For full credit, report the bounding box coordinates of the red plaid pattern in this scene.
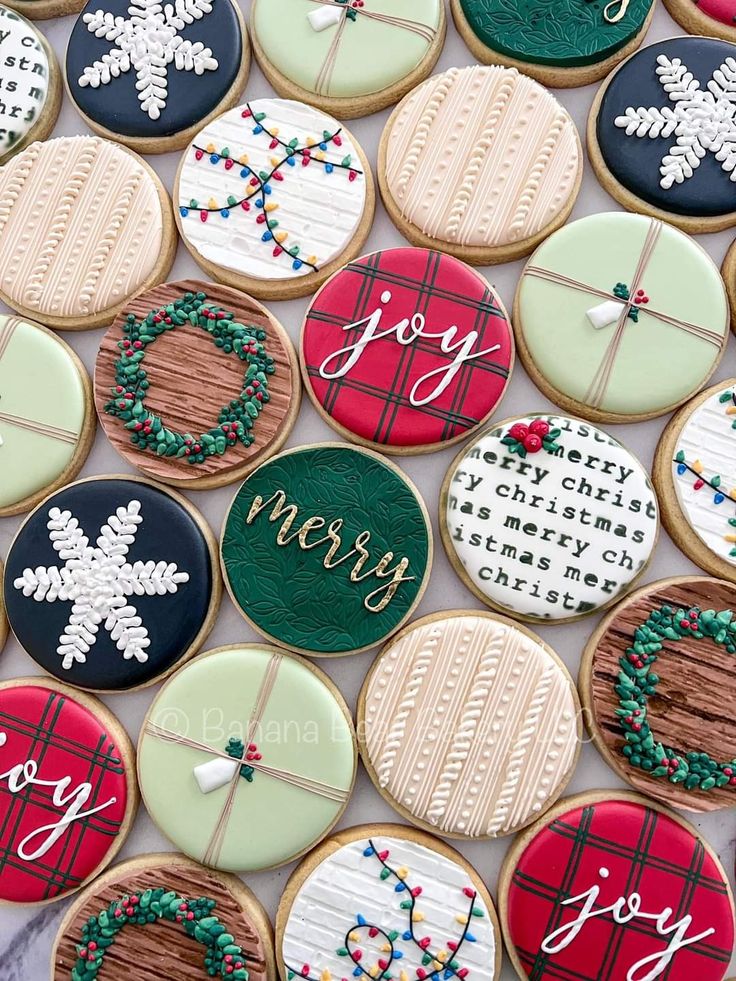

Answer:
[506,800,734,980]
[302,248,512,448]
[0,685,128,903]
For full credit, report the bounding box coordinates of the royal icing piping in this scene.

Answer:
[178,98,366,282]
[363,615,577,836]
[673,387,736,564]
[615,53,736,189]
[281,836,496,981]
[12,499,190,670]
[445,415,658,619]
[0,6,49,160]
[78,0,219,120]
[0,136,164,318]
[385,65,579,248]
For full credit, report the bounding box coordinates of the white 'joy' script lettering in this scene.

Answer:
[541,867,716,981]
[318,290,501,406]
[0,731,117,861]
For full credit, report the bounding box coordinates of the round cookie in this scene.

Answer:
[175,98,375,302]
[451,0,655,88]
[137,644,357,873]
[514,212,729,423]
[0,561,7,655]
[65,0,250,154]
[440,413,659,623]
[662,0,736,43]
[95,281,300,490]
[221,443,432,656]
[301,247,514,454]
[580,576,736,812]
[589,36,736,233]
[276,823,502,981]
[0,136,175,330]
[4,475,221,692]
[2,0,83,18]
[499,791,735,981]
[0,5,61,162]
[0,316,95,517]
[0,677,137,905]
[379,65,582,265]
[720,235,736,332]
[250,0,446,119]
[358,610,581,839]
[52,853,276,981]
[653,379,736,582]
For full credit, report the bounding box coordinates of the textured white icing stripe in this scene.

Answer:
[674,390,736,565]
[363,615,577,836]
[0,137,163,318]
[281,836,496,981]
[385,66,579,248]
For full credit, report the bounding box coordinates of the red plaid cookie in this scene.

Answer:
[503,794,734,981]
[301,248,513,452]
[0,679,133,903]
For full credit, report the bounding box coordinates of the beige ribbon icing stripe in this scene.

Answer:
[0,410,80,444]
[144,653,349,866]
[0,316,18,362]
[308,0,437,96]
[524,219,725,409]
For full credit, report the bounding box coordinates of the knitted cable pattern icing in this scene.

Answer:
[508,111,567,239]
[0,140,42,236]
[393,68,459,199]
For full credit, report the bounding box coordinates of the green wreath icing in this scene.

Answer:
[72,887,248,979]
[105,291,276,466]
[616,604,736,792]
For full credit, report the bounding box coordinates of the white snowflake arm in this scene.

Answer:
[661,134,706,188]
[13,566,64,602]
[708,57,736,103]
[125,560,190,596]
[105,604,151,662]
[58,600,102,669]
[78,49,131,88]
[171,38,218,74]
[135,61,168,120]
[614,105,679,139]
[47,507,89,561]
[96,500,143,559]
[656,53,702,101]
[164,0,213,29]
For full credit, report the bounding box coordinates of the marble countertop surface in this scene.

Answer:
[0,2,735,978]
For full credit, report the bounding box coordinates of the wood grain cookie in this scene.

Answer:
[52,853,276,980]
[95,281,300,489]
[580,576,736,812]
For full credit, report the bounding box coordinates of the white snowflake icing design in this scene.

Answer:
[614,54,736,188]
[13,500,189,670]
[77,0,219,121]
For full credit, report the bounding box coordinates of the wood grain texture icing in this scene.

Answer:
[361,613,579,837]
[0,136,164,320]
[384,65,580,248]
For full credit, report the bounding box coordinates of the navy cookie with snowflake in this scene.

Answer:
[594,36,736,222]
[4,477,218,691]
[65,0,248,150]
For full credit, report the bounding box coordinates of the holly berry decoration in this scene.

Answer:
[71,888,248,979]
[501,418,561,458]
[225,737,262,783]
[612,282,650,323]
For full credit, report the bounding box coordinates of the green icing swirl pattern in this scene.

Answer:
[459,0,652,67]
[221,446,431,653]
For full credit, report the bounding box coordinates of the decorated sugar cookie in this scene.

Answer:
[0,561,7,656]
[0,136,175,330]
[301,248,514,453]
[440,414,659,622]
[581,576,736,811]
[137,644,357,872]
[0,677,136,905]
[95,281,300,489]
[379,65,582,264]
[451,0,655,87]
[52,853,276,980]
[654,379,736,581]
[500,792,735,981]
[175,98,375,301]
[358,611,581,838]
[66,0,250,153]
[0,6,61,161]
[4,476,220,692]
[251,0,446,118]
[277,824,502,981]
[221,443,432,655]
[0,316,95,517]
[2,0,83,18]
[514,213,729,423]
[590,37,736,232]
[662,0,736,43]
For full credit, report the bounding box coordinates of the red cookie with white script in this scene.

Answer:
[499,791,735,981]
[300,247,514,454]
[0,677,137,905]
